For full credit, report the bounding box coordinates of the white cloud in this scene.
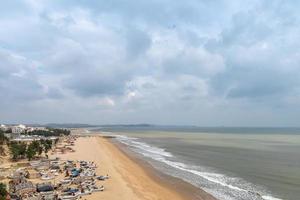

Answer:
[1,0,300,126]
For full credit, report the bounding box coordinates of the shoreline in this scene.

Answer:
[53,134,216,200]
[110,137,217,200]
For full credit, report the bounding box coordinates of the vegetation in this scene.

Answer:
[26,143,36,160]
[2,127,68,160]
[47,128,70,135]
[9,139,54,161]
[0,130,8,145]
[40,139,52,154]
[9,142,27,160]
[26,128,70,137]
[0,183,7,200]
[3,128,11,133]
[0,130,8,156]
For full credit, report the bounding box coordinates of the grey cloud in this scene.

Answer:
[44,39,88,73]
[221,12,272,47]
[206,1,300,101]
[212,66,297,99]
[125,28,151,59]
[64,72,126,97]
[1,0,300,125]
[0,1,30,17]
[46,88,64,99]
[0,49,45,102]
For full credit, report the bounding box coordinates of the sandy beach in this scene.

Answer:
[52,135,216,200]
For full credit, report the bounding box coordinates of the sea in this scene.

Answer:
[91,126,300,200]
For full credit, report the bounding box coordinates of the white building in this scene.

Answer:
[12,124,26,133]
[25,126,47,133]
[11,124,26,138]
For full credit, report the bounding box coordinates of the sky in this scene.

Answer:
[1,0,300,126]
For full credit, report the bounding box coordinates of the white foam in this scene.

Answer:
[161,158,246,192]
[262,196,283,200]
[116,135,173,158]
[115,135,283,200]
[101,131,114,135]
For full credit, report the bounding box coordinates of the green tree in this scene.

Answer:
[54,138,59,145]
[31,141,43,156]
[40,139,52,155]
[9,142,19,160]
[19,143,27,157]
[27,128,70,137]
[9,142,27,160]
[0,183,7,200]
[0,130,8,145]
[45,139,52,153]
[26,143,36,160]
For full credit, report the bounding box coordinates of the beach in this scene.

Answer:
[2,127,297,200]
[101,127,300,200]
[52,135,216,200]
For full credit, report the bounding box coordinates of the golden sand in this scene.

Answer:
[51,136,216,200]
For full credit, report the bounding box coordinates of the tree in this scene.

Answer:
[31,141,43,156]
[9,142,27,160]
[10,139,55,161]
[0,183,7,200]
[9,143,19,160]
[0,130,8,145]
[26,143,36,161]
[19,143,27,157]
[0,130,8,156]
[54,138,59,145]
[40,139,52,155]
[45,140,52,153]
[4,128,11,133]
[26,128,70,137]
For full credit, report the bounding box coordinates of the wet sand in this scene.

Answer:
[53,136,216,200]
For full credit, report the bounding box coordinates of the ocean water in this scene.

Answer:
[95,127,300,200]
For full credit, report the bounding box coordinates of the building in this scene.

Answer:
[12,124,26,133]
[26,126,47,132]
[0,124,8,131]
[11,124,26,139]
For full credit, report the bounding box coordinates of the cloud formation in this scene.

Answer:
[1,0,300,126]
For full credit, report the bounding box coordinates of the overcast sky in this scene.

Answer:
[1,0,300,126]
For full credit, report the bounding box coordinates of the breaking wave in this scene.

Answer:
[116,135,283,200]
